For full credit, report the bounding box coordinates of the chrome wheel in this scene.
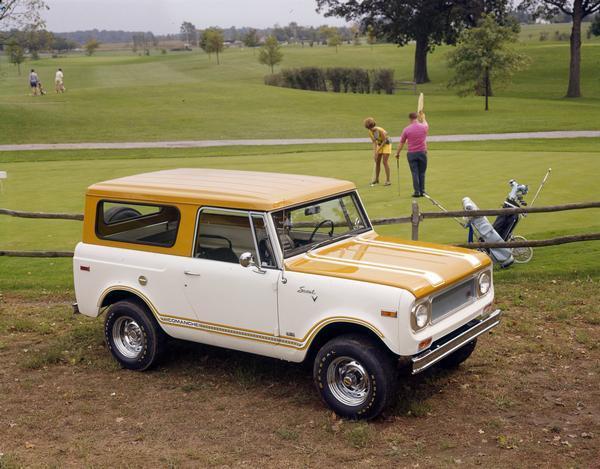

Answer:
[112,316,144,359]
[510,235,533,264]
[326,356,371,407]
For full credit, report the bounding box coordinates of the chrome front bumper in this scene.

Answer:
[411,309,502,375]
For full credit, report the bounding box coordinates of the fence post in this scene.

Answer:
[411,200,420,240]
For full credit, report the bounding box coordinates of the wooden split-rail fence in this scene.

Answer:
[1,202,599,258]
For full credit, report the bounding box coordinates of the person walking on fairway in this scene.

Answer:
[396,111,429,197]
[29,69,39,96]
[55,68,65,93]
[364,117,391,186]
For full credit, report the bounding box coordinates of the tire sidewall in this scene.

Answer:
[314,336,393,420]
[104,300,160,371]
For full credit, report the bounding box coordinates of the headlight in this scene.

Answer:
[412,302,430,331]
[478,271,491,296]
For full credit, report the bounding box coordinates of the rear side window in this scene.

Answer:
[96,201,180,247]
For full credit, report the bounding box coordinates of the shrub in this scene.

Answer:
[325,67,345,92]
[264,73,284,87]
[539,32,549,41]
[265,66,394,95]
[371,68,395,94]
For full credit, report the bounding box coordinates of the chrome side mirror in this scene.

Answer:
[239,252,267,274]
[239,252,255,268]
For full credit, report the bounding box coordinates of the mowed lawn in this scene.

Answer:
[0,138,598,291]
[0,25,599,144]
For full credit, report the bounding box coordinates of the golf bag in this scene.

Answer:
[462,197,514,268]
[492,180,528,240]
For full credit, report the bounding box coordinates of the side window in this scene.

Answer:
[96,201,180,247]
[251,214,277,268]
[195,209,257,264]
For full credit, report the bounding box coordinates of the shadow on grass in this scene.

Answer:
[159,338,455,420]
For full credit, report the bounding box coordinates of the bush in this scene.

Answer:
[264,73,284,87]
[539,32,549,41]
[265,66,394,95]
[325,67,345,92]
[371,68,395,94]
[553,30,569,41]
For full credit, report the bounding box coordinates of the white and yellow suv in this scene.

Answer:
[73,169,501,419]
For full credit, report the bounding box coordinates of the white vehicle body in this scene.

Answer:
[74,169,501,376]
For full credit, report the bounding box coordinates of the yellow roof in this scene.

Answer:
[86,168,356,211]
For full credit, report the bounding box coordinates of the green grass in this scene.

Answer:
[0,138,598,292]
[0,24,599,145]
[0,27,598,292]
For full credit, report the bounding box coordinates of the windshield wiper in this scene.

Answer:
[308,232,355,254]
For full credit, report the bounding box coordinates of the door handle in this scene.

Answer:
[184,270,201,276]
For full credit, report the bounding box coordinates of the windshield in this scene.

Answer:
[271,192,370,258]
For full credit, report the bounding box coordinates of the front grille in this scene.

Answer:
[431,278,476,323]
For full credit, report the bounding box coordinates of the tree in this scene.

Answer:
[258,35,283,74]
[590,13,600,36]
[520,1,600,97]
[200,28,224,64]
[132,32,156,54]
[366,25,377,49]
[242,28,260,48]
[51,35,77,53]
[317,0,511,84]
[447,14,530,111]
[350,23,361,46]
[84,38,100,56]
[326,27,342,52]
[180,21,197,46]
[7,40,24,74]
[23,27,53,59]
[0,0,48,29]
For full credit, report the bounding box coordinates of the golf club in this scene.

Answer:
[530,168,552,207]
[422,192,467,227]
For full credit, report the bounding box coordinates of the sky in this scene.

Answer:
[42,0,347,34]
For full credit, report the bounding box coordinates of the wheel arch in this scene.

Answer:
[303,320,394,364]
[98,286,158,318]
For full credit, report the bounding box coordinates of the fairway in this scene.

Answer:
[1,26,600,145]
[1,139,598,291]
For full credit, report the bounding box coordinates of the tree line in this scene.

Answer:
[317,0,600,98]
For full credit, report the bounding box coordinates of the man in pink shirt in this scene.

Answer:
[395,112,429,197]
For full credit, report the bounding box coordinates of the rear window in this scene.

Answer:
[96,200,180,247]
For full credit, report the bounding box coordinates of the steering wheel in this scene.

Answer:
[308,219,335,243]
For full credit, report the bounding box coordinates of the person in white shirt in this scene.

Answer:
[55,68,65,93]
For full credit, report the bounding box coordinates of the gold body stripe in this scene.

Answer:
[99,286,384,350]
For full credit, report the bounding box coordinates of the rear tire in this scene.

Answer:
[104,300,165,371]
[313,334,397,420]
[437,339,477,370]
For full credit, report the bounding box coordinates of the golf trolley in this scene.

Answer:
[423,169,551,268]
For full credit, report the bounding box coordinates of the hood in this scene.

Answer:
[285,232,491,299]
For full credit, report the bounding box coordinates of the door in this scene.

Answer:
[182,208,281,355]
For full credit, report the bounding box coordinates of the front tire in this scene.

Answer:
[104,300,165,371]
[313,334,397,420]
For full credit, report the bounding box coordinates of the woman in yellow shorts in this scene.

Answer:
[364,117,391,186]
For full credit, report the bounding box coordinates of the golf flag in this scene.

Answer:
[417,93,425,123]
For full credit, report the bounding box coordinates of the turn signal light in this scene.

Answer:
[418,337,432,350]
[381,310,397,318]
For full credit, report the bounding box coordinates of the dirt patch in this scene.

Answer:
[0,279,599,468]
